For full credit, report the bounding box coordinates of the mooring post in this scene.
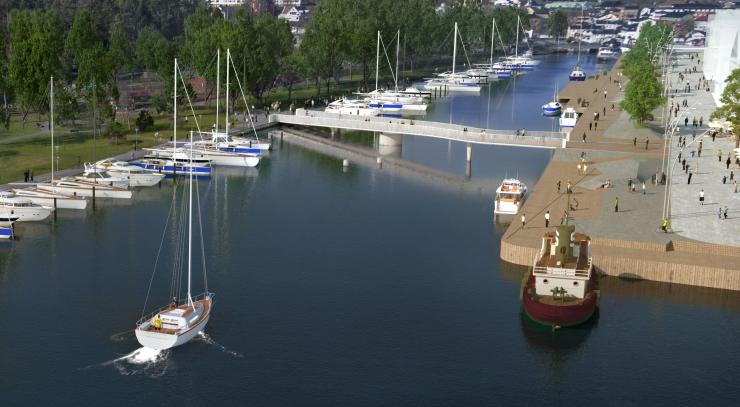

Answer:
[92,185,96,210]
[53,197,57,221]
[465,143,472,179]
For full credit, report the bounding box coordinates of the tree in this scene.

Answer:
[64,11,100,65]
[620,69,665,126]
[7,9,64,121]
[108,21,134,73]
[0,22,11,128]
[548,10,568,39]
[135,109,154,131]
[281,52,306,102]
[244,14,294,101]
[300,0,351,97]
[710,68,740,139]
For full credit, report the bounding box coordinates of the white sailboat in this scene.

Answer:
[569,5,587,81]
[12,188,88,210]
[36,77,132,199]
[423,23,481,93]
[135,77,213,349]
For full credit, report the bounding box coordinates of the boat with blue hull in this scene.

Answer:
[132,156,212,176]
[0,223,13,239]
[542,101,563,116]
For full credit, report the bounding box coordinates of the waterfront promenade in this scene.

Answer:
[500,51,740,291]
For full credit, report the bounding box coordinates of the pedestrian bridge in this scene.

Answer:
[269,109,568,149]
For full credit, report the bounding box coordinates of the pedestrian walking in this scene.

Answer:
[734,180,738,193]
[589,122,593,131]
[731,171,734,181]
[724,206,729,220]
[718,150,722,162]
[723,175,727,184]
[645,138,649,150]
[557,180,561,193]
[699,189,705,206]
[604,90,607,99]
[684,117,689,126]
[688,171,693,184]
[23,169,28,182]
[642,182,646,195]
[614,197,619,213]
[582,133,587,143]
[594,121,598,130]
[545,211,550,228]
[631,182,636,193]
[700,116,703,127]
[566,180,572,194]
[727,157,731,169]
[633,137,637,147]
[603,107,606,116]
[718,207,723,219]
[521,214,526,228]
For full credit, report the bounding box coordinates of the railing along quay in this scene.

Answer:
[270,109,567,149]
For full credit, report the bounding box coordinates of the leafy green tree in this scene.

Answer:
[54,84,80,125]
[108,21,134,72]
[301,0,351,97]
[135,109,154,131]
[245,14,293,100]
[65,11,101,65]
[548,10,568,38]
[280,51,306,102]
[710,68,740,139]
[0,23,11,128]
[620,69,665,126]
[7,9,64,121]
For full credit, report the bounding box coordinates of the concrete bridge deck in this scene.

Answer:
[270,109,567,149]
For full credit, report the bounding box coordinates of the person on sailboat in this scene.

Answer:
[171,296,178,309]
[153,315,162,331]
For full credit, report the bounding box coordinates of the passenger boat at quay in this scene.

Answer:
[521,225,599,328]
[493,179,527,215]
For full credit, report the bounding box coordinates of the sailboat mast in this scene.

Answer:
[395,30,400,92]
[226,49,230,135]
[188,128,193,307]
[173,60,177,150]
[515,17,520,58]
[216,49,220,133]
[578,5,583,64]
[490,18,495,66]
[452,22,458,75]
[375,31,380,91]
[50,76,54,183]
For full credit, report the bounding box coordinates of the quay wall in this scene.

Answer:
[500,236,740,291]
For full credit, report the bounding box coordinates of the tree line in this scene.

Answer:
[0,0,533,130]
[619,22,672,126]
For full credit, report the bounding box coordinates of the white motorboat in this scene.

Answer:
[493,179,527,215]
[0,193,53,222]
[38,179,133,199]
[542,89,562,116]
[76,165,130,188]
[559,107,579,128]
[325,99,378,116]
[597,47,618,60]
[135,65,213,349]
[94,160,166,187]
[12,188,88,210]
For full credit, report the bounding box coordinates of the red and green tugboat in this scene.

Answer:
[521,224,599,328]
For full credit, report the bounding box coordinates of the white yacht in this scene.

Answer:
[324,99,378,116]
[76,165,130,188]
[493,179,527,215]
[559,107,579,128]
[597,47,618,60]
[94,160,166,187]
[38,179,133,199]
[0,193,53,222]
[12,188,88,210]
[135,71,213,350]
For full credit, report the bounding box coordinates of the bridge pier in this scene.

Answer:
[465,143,472,179]
[378,133,402,156]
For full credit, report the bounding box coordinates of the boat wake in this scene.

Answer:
[196,331,244,358]
[88,347,171,377]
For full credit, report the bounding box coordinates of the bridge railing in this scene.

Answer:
[275,109,566,146]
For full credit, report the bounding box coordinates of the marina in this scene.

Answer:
[1,2,740,405]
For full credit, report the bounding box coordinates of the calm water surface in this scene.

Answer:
[1,55,740,406]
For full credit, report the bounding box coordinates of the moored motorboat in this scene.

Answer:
[76,165,130,188]
[521,225,599,328]
[493,178,527,215]
[94,160,166,187]
[542,101,563,116]
[559,107,579,128]
[0,193,53,222]
[12,188,88,210]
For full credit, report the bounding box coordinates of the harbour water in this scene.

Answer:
[2,55,740,405]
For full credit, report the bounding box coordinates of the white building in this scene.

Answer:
[209,0,246,5]
[275,0,303,5]
[703,10,740,106]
